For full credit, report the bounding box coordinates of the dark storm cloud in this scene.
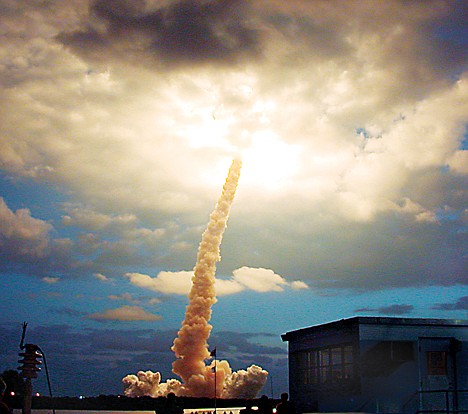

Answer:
[424,0,468,75]
[431,296,468,311]
[57,0,261,69]
[355,304,414,315]
[264,12,352,61]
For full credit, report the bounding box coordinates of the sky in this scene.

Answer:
[0,0,467,399]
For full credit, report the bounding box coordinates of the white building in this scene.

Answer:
[281,316,468,413]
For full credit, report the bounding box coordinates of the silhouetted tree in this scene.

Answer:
[1,370,25,396]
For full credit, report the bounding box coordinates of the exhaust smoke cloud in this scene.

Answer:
[122,160,268,398]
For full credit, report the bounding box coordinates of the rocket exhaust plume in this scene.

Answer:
[172,159,241,397]
[122,160,268,398]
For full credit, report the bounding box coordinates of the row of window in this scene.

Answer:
[295,344,354,386]
[295,345,448,386]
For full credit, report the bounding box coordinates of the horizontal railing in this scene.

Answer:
[403,389,468,414]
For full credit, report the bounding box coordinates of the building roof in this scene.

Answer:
[281,316,468,342]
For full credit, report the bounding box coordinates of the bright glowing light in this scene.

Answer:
[184,120,233,150]
[241,132,301,191]
[197,131,302,193]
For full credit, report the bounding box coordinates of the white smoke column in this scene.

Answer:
[171,159,242,397]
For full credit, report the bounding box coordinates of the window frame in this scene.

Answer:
[296,344,354,387]
[427,351,447,376]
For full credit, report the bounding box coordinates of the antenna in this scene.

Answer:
[19,321,28,350]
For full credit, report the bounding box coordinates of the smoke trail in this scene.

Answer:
[171,159,240,397]
[122,160,268,398]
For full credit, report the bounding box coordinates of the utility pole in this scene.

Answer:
[22,378,32,414]
[270,374,274,399]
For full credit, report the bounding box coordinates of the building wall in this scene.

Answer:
[357,339,419,412]
[357,319,468,413]
[283,317,468,414]
[286,320,360,413]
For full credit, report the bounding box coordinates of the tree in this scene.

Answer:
[1,370,25,396]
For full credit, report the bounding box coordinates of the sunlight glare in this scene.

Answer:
[241,132,301,192]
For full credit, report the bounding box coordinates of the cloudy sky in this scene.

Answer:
[0,0,467,398]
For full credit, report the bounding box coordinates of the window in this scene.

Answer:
[427,351,447,376]
[391,341,414,361]
[296,344,354,386]
[361,341,414,377]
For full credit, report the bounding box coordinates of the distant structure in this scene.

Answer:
[281,316,467,414]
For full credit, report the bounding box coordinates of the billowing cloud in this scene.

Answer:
[0,0,466,293]
[0,197,52,259]
[126,267,308,296]
[87,305,162,321]
[232,266,287,292]
[1,1,466,399]
[62,206,139,232]
[126,271,194,295]
[57,0,260,69]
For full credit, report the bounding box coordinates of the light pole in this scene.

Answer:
[270,374,274,399]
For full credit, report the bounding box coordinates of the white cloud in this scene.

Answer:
[94,273,110,282]
[42,277,60,284]
[448,150,468,175]
[87,305,162,321]
[0,197,52,258]
[0,1,465,290]
[291,280,309,290]
[108,292,139,304]
[63,205,166,241]
[393,198,439,224]
[215,278,245,296]
[62,207,137,231]
[383,79,468,170]
[126,267,308,296]
[232,267,287,292]
[125,271,194,295]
